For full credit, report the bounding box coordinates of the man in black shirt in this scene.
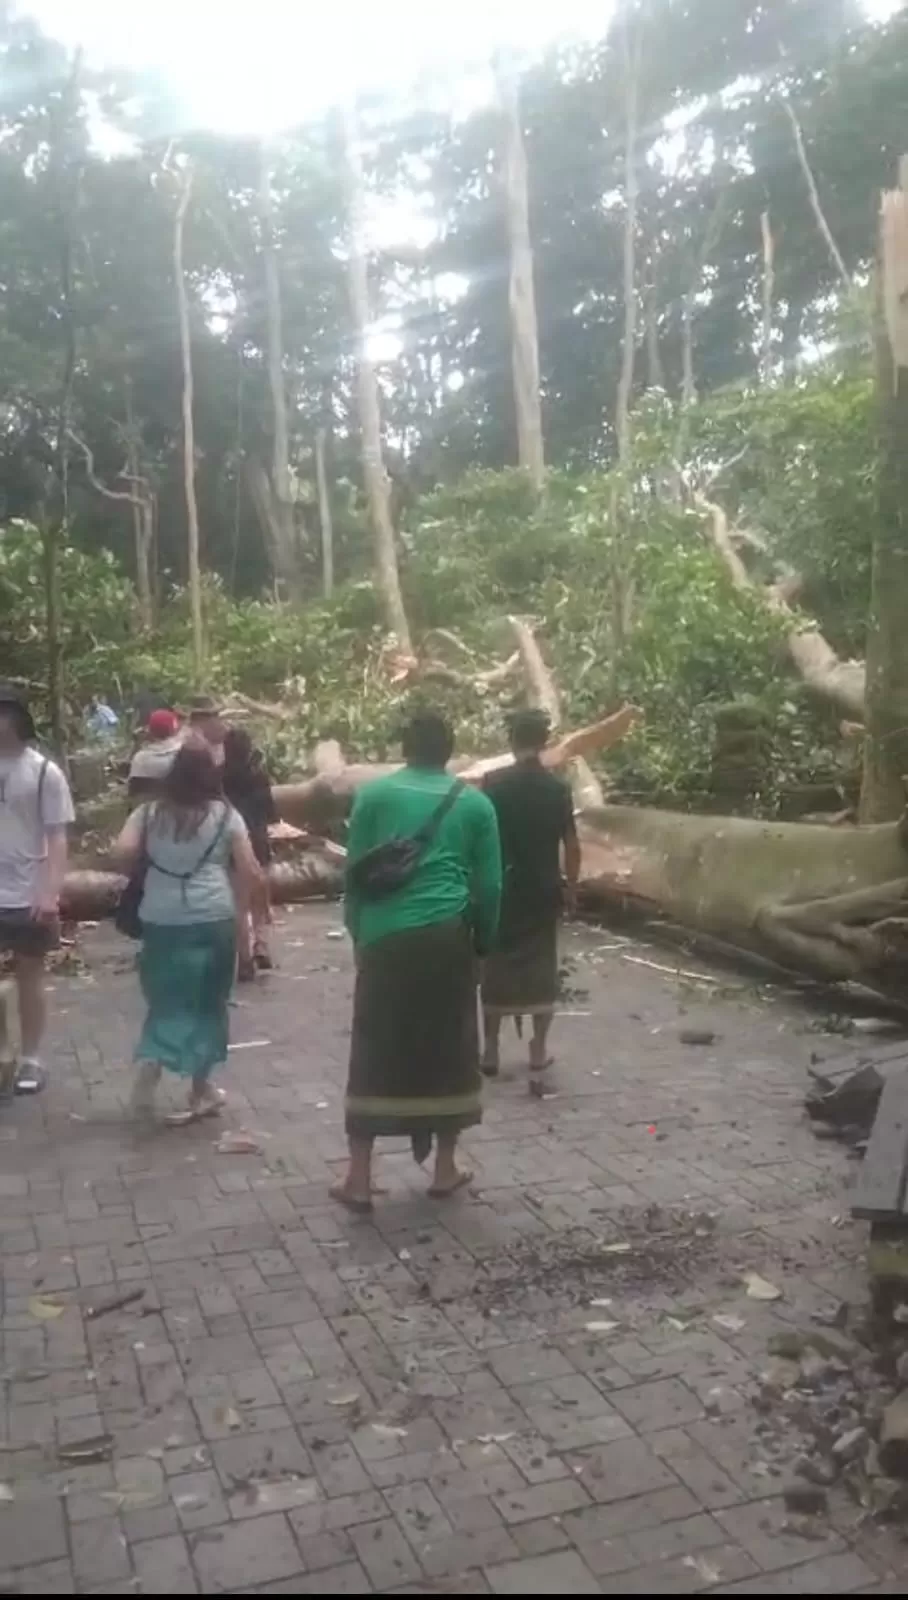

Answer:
[481,710,580,1091]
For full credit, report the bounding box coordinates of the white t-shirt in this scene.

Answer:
[0,747,75,909]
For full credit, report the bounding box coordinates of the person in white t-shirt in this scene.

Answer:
[0,685,75,1092]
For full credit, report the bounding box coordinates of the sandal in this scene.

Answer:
[167,1088,225,1126]
[330,1184,373,1216]
[428,1170,473,1200]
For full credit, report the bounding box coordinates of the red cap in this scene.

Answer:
[147,709,180,740]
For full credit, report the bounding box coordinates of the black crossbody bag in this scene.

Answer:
[347,780,465,902]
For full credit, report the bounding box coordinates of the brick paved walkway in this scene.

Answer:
[1,905,906,1593]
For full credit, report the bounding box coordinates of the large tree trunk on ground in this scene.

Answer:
[578,805,908,992]
[340,102,412,653]
[496,59,545,497]
[860,170,908,822]
[61,854,342,922]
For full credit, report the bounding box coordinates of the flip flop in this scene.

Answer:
[166,1089,225,1126]
[428,1170,473,1200]
[330,1185,374,1216]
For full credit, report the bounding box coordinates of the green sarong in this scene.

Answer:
[136,919,235,1079]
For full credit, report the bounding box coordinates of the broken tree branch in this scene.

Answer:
[782,98,850,291]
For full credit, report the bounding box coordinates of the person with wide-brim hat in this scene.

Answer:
[185,694,227,768]
[0,684,75,1093]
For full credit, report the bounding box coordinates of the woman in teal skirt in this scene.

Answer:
[112,740,265,1122]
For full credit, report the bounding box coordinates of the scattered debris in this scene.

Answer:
[326,1389,362,1407]
[371,1423,408,1440]
[216,1406,243,1431]
[585,1320,619,1333]
[713,1313,746,1334]
[783,1478,827,1515]
[831,1425,868,1464]
[804,1064,883,1141]
[27,1294,65,1321]
[679,1027,717,1047]
[0,1485,14,1503]
[227,1039,272,1052]
[57,1434,114,1465]
[601,1242,632,1256]
[879,1393,908,1477]
[743,1271,783,1301]
[85,1287,145,1321]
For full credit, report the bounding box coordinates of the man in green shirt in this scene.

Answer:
[335,712,501,1213]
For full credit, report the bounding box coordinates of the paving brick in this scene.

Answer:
[487,1549,601,1593]
[492,1477,590,1525]
[716,1498,846,1572]
[567,1436,682,1504]
[595,1542,759,1591]
[349,1518,421,1589]
[133,1534,198,1593]
[70,1516,132,1587]
[0,1497,68,1568]
[0,1560,76,1593]
[190,1511,306,1588]
[717,1551,879,1594]
[610,1377,706,1434]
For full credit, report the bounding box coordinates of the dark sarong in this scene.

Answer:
[346,916,481,1144]
[481,917,558,1017]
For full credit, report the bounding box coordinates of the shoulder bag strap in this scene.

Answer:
[412,779,465,848]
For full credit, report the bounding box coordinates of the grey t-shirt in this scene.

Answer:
[135,801,247,926]
[0,747,75,909]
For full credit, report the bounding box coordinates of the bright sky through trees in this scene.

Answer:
[24,0,903,136]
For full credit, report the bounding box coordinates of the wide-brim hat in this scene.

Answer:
[0,683,36,740]
[186,693,224,718]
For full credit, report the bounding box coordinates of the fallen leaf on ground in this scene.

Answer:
[28,1294,65,1321]
[100,1489,160,1511]
[216,1406,243,1431]
[215,1134,262,1155]
[0,1484,14,1502]
[326,1390,362,1407]
[585,1321,619,1333]
[601,1242,632,1255]
[589,1297,613,1308]
[227,1039,272,1052]
[683,1555,722,1584]
[743,1271,783,1302]
[476,1432,516,1444]
[371,1423,408,1440]
[713,1313,747,1334]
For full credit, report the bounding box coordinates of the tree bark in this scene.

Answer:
[782,98,850,291]
[615,11,641,468]
[172,164,204,684]
[760,210,774,385]
[496,58,545,497]
[860,169,908,821]
[69,429,155,632]
[340,101,412,653]
[256,143,302,599]
[315,427,334,598]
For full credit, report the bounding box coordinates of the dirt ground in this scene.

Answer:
[1,904,907,1594]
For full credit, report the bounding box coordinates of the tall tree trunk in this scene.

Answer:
[172,165,204,684]
[124,379,153,630]
[496,58,545,497]
[340,101,412,653]
[643,278,664,391]
[45,48,82,767]
[257,144,302,599]
[782,99,850,291]
[860,162,908,822]
[315,427,334,599]
[615,12,641,468]
[760,210,775,385]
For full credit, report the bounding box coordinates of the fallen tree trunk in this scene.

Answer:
[578,804,908,992]
[60,852,343,922]
[697,489,866,718]
[271,707,640,831]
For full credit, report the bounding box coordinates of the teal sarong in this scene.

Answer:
[136,920,235,1079]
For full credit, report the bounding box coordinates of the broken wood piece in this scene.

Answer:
[85,1287,146,1321]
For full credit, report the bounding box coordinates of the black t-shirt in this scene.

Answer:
[484,761,575,936]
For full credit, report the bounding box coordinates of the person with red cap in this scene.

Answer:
[127,709,184,800]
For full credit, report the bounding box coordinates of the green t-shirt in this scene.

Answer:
[343,767,502,950]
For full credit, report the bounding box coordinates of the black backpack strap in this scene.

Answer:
[413,779,465,848]
[146,803,230,881]
[36,756,49,825]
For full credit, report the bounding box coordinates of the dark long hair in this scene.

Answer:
[158,741,222,836]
